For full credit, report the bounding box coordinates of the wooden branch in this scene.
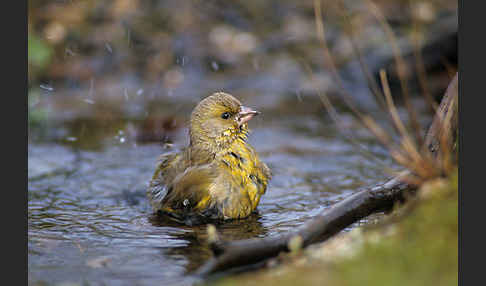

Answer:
[195,73,459,277]
[196,174,413,277]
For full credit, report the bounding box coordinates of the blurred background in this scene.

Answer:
[28,1,457,285]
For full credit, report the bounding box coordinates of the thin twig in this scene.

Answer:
[411,24,438,113]
[365,0,424,147]
[300,61,394,171]
[336,1,388,113]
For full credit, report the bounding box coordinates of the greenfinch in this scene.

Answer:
[147,92,271,225]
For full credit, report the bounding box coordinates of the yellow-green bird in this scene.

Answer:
[147,92,271,225]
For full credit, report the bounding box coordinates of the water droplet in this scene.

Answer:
[295,90,303,102]
[120,137,126,143]
[66,137,77,142]
[252,58,260,71]
[40,84,54,91]
[137,89,144,96]
[65,48,75,56]
[83,98,95,104]
[88,78,95,98]
[127,29,131,47]
[105,43,113,53]
[211,61,219,71]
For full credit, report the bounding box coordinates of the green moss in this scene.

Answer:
[28,33,52,71]
[212,172,458,286]
[333,172,458,286]
[28,32,53,82]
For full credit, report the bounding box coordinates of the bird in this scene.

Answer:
[147,92,271,225]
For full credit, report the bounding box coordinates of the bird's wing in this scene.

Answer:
[246,145,272,194]
[147,151,184,211]
[160,164,218,214]
[258,160,272,181]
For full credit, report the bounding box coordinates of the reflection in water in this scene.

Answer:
[149,213,268,273]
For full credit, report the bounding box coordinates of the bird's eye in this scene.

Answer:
[221,112,231,119]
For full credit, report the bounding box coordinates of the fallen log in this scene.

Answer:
[195,72,458,277]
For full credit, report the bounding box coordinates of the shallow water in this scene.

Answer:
[28,101,397,286]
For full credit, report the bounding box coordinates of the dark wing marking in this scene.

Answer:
[147,151,182,211]
[160,164,219,218]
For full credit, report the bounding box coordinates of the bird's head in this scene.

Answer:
[189,92,260,153]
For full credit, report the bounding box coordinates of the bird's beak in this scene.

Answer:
[237,106,260,126]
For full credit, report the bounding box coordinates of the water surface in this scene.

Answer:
[28,101,393,285]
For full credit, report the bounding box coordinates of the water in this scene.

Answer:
[28,100,393,285]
